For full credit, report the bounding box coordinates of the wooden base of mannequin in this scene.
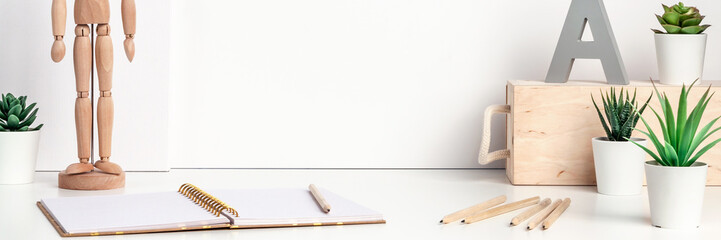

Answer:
[58,170,124,190]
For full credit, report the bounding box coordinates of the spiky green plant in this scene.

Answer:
[0,93,43,131]
[591,88,652,141]
[652,2,710,34]
[630,79,721,167]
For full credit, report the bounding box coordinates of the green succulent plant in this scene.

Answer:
[0,93,43,131]
[630,79,721,167]
[652,2,710,34]
[592,88,652,141]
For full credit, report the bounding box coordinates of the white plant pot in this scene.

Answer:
[591,137,647,195]
[0,130,41,184]
[645,161,707,229]
[654,33,707,85]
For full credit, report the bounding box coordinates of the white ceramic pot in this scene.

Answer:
[591,137,647,195]
[654,33,707,85]
[0,130,41,184]
[645,161,707,229]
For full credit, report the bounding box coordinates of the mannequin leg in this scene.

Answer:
[94,24,122,175]
[65,24,93,174]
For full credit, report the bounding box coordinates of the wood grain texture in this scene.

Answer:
[95,25,113,92]
[94,160,123,175]
[527,198,562,230]
[506,80,721,185]
[123,38,135,62]
[309,184,331,213]
[97,96,113,159]
[75,98,92,160]
[51,38,66,63]
[63,162,93,174]
[121,0,136,35]
[74,0,110,24]
[440,195,506,224]
[51,0,66,36]
[73,25,91,93]
[121,0,136,62]
[58,170,124,190]
[463,196,539,224]
[542,198,571,230]
[510,198,551,226]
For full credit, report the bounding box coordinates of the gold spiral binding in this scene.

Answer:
[178,183,239,217]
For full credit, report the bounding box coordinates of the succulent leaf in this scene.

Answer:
[663,12,681,26]
[8,105,21,117]
[19,115,35,128]
[0,93,43,131]
[654,2,709,34]
[592,88,651,142]
[681,25,703,34]
[699,24,711,33]
[656,14,667,25]
[19,96,26,109]
[7,115,19,129]
[633,80,721,166]
[19,103,35,120]
[682,17,702,27]
[662,24,682,33]
[662,4,672,13]
[34,124,43,131]
[0,99,7,113]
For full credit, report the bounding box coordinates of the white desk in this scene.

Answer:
[1,169,720,239]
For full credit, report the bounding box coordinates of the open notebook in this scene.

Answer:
[37,184,385,237]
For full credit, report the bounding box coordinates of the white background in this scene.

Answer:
[0,0,170,171]
[168,0,721,168]
[1,1,721,170]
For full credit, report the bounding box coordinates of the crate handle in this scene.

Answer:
[478,104,511,165]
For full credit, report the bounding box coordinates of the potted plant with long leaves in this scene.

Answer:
[653,2,711,85]
[0,93,44,184]
[630,80,718,229]
[591,88,651,195]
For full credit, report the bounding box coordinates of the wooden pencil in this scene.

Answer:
[462,196,540,224]
[542,198,571,230]
[439,195,506,224]
[527,199,562,230]
[308,184,331,213]
[510,198,551,226]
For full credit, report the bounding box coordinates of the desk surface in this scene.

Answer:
[2,169,720,240]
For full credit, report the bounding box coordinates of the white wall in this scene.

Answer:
[0,1,170,171]
[168,0,721,169]
[3,1,720,170]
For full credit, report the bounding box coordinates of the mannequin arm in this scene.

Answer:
[51,0,66,62]
[121,0,136,62]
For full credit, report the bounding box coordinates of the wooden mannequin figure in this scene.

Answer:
[51,0,135,190]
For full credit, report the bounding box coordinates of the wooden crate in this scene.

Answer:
[505,80,721,185]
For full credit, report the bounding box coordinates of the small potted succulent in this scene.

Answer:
[652,2,711,85]
[630,80,717,229]
[0,93,44,184]
[591,88,651,195]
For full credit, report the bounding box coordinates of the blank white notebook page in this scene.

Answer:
[41,192,229,234]
[209,188,384,226]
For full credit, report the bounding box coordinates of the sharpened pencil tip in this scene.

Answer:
[461,220,465,223]
[527,226,531,230]
[439,220,443,223]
